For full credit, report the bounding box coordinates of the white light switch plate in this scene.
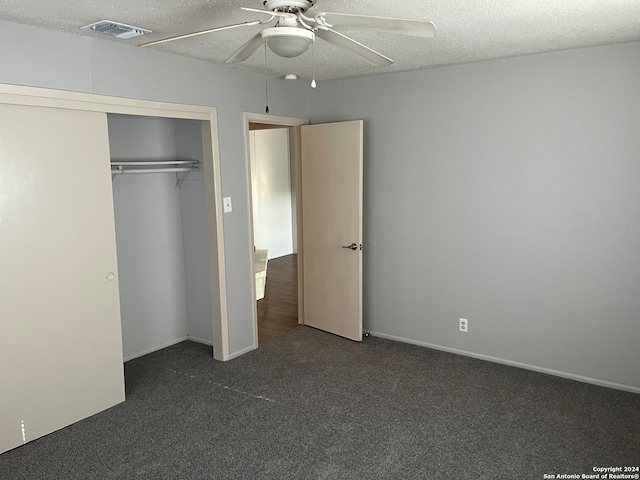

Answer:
[223,197,232,213]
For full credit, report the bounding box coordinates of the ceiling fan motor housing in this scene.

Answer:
[264,0,316,13]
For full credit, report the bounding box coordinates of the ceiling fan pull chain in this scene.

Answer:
[311,40,317,88]
[264,42,270,113]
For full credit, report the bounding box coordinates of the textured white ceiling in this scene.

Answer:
[1,0,639,82]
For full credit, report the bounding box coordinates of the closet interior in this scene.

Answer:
[108,114,216,361]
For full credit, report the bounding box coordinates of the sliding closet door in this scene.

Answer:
[0,104,125,454]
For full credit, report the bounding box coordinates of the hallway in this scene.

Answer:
[257,254,299,344]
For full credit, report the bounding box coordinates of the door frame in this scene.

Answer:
[0,83,230,361]
[243,112,309,348]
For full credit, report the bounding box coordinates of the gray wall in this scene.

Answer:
[2,19,639,391]
[310,42,640,390]
[250,128,295,259]
[0,21,310,356]
[175,119,217,344]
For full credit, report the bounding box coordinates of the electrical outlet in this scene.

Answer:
[459,318,468,333]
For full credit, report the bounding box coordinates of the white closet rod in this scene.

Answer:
[110,160,200,186]
[111,160,198,166]
[111,167,199,175]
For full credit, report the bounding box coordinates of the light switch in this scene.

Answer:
[223,197,233,213]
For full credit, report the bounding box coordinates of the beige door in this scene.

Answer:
[0,104,125,454]
[301,120,363,341]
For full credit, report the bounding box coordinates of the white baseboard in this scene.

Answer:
[368,331,640,395]
[225,344,257,361]
[187,336,256,361]
[186,335,213,346]
[123,337,188,363]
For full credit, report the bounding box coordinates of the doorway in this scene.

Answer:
[249,124,298,344]
[244,113,309,347]
[244,114,364,348]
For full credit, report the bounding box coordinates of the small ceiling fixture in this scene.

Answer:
[82,20,151,39]
[283,73,298,80]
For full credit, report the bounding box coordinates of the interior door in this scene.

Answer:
[0,103,125,454]
[301,120,363,341]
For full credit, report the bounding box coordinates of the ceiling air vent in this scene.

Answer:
[82,20,151,39]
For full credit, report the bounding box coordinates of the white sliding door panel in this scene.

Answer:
[0,104,125,454]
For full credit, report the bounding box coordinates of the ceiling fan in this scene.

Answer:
[140,0,436,67]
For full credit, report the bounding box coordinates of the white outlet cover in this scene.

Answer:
[459,318,468,332]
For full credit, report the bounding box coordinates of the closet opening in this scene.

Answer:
[108,114,220,363]
[0,84,229,454]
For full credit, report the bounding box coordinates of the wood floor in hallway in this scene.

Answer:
[257,253,299,344]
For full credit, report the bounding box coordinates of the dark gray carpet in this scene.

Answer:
[1,327,638,479]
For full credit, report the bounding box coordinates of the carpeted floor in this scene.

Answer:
[1,326,638,479]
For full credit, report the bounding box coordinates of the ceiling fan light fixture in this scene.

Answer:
[262,27,314,58]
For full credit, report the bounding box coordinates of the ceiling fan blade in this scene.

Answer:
[225,33,264,64]
[316,12,436,38]
[139,20,261,47]
[315,28,392,67]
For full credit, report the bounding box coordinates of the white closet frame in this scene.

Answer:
[0,83,230,361]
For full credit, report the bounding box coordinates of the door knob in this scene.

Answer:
[342,243,358,251]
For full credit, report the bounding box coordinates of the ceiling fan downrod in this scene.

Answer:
[263,0,316,14]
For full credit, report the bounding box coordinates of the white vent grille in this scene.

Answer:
[82,20,150,39]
